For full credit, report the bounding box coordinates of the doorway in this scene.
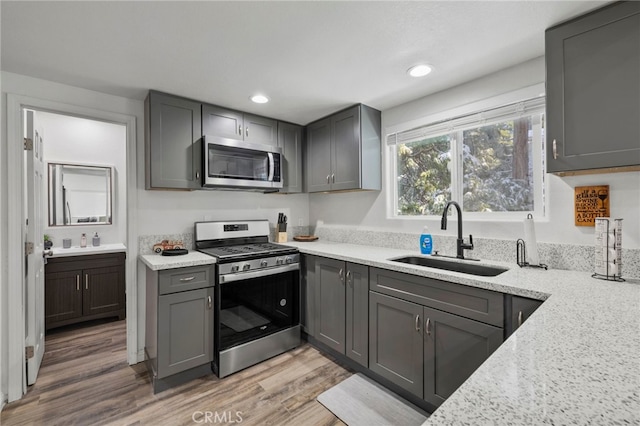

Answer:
[5,94,138,403]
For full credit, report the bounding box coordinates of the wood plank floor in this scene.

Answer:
[1,320,352,425]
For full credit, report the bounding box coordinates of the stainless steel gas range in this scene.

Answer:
[195,220,300,378]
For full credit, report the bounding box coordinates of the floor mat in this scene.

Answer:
[317,373,429,426]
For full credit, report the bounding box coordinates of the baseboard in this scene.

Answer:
[1,392,6,412]
[136,348,145,364]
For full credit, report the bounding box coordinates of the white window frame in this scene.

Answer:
[386,83,546,221]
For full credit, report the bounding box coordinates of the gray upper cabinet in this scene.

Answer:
[546,1,640,173]
[277,122,304,193]
[202,104,278,146]
[306,104,381,192]
[423,306,502,407]
[145,91,202,190]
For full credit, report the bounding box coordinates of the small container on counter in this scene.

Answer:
[92,232,100,247]
[80,233,87,248]
[63,238,71,249]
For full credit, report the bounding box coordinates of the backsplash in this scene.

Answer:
[311,224,640,279]
[138,225,310,255]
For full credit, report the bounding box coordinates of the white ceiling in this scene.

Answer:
[1,1,609,125]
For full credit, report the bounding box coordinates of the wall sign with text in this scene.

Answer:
[574,185,610,226]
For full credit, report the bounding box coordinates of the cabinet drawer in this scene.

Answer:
[370,268,503,327]
[159,266,213,295]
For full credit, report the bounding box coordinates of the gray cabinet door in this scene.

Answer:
[146,91,202,189]
[306,117,332,192]
[546,2,640,172]
[300,254,316,336]
[369,291,423,397]
[332,106,361,191]
[423,306,502,407]
[509,296,543,336]
[277,122,303,193]
[202,104,244,141]
[346,262,368,367]
[244,114,278,146]
[157,287,214,378]
[314,257,346,353]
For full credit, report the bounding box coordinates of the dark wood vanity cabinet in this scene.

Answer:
[45,252,126,330]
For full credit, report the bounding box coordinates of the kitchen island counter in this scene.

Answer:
[288,240,640,425]
[139,251,216,271]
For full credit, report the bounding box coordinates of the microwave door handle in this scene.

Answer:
[267,152,275,182]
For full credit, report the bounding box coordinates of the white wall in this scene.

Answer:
[309,57,640,250]
[39,111,127,247]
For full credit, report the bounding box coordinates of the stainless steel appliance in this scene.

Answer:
[202,135,283,190]
[195,220,300,378]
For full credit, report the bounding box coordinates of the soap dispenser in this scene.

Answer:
[420,226,433,255]
[92,232,100,247]
[80,233,87,248]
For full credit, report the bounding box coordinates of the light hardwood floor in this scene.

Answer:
[1,320,351,425]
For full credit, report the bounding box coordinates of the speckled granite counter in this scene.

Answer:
[138,251,216,271]
[287,241,640,425]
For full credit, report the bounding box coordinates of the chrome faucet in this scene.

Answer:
[441,201,474,259]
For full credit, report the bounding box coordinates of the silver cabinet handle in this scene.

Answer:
[85,274,89,290]
[425,318,431,336]
[415,314,421,332]
[518,311,523,327]
[179,276,195,282]
[552,139,558,160]
[207,296,212,310]
[196,171,200,180]
[331,174,335,183]
[76,274,80,291]
[338,268,344,282]
[326,174,330,184]
[238,124,242,136]
[246,127,249,137]
[346,270,352,285]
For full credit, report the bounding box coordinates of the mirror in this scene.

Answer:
[48,163,113,226]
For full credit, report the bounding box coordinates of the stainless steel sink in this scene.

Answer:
[389,256,508,277]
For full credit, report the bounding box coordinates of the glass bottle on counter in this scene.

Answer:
[80,233,87,248]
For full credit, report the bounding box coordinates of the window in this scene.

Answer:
[390,96,545,217]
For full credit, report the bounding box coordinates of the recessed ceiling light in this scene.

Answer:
[407,64,433,78]
[250,94,269,104]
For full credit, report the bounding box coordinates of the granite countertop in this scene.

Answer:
[286,240,640,425]
[139,251,217,271]
[50,243,127,257]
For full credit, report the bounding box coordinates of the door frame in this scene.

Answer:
[5,94,138,402]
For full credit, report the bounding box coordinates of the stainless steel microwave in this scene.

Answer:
[202,135,283,190]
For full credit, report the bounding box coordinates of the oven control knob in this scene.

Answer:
[285,256,293,264]
[260,260,268,268]
[231,265,239,272]
[276,258,284,265]
[242,264,251,271]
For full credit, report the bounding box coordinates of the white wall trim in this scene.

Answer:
[5,93,138,402]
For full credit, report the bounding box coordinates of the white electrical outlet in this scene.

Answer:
[298,217,303,226]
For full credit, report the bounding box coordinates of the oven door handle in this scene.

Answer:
[220,263,299,283]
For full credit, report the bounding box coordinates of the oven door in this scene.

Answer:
[203,135,282,189]
[215,264,299,359]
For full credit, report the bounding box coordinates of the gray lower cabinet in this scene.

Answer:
[145,91,202,190]
[145,264,214,392]
[369,291,423,396]
[306,104,381,193]
[369,291,502,407]
[546,1,640,173]
[202,103,278,146]
[305,255,369,367]
[423,306,502,406]
[277,122,303,193]
[506,295,543,337]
